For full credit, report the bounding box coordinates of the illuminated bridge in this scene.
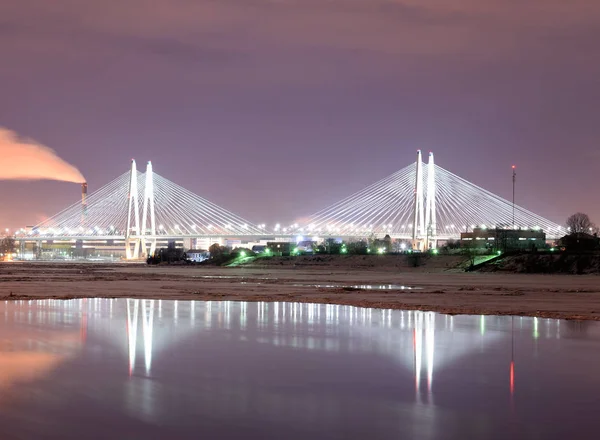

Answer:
[17,151,562,257]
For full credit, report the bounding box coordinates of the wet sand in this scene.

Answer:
[1,261,599,320]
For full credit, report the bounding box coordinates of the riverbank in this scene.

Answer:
[1,260,599,320]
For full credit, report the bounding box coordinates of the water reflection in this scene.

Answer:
[1,299,599,439]
[293,283,421,290]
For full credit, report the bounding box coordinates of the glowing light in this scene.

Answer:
[510,361,515,395]
[480,315,485,335]
[30,154,563,246]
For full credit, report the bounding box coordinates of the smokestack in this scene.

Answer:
[81,182,88,225]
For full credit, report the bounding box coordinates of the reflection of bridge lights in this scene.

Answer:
[142,300,154,374]
[510,360,515,395]
[240,302,247,329]
[480,315,486,335]
[205,302,212,328]
[225,301,231,329]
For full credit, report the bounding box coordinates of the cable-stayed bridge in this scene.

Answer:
[305,151,562,249]
[20,151,562,257]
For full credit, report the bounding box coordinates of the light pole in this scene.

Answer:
[512,165,516,229]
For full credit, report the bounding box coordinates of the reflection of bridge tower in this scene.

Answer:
[413,311,435,393]
[127,299,155,375]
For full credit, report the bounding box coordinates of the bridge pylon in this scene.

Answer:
[125,159,141,259]
[141,161,157,258]
[425,152,437,249]
[412,150,425,250]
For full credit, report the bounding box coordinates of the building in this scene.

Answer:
[461,227,546,251]
[558,233,599,252]
[186,249,209,262]
[296,240,316,253]
[267,241,293,256]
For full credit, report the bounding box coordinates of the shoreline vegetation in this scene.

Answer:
[1,254,600,321]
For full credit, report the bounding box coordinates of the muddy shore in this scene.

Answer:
[1,258,599,320]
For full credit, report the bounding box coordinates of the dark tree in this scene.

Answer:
[208,243,225,258]
[383,234,392,251]
[323,238,342,254]
[566,213,595,234]
[346,240,368,255]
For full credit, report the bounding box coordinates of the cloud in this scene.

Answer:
[0,128,85,183]
[2,0,598,61]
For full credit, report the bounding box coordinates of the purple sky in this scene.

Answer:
[1,0,599,229]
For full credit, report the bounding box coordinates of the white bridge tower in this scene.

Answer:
[425,152,437,249]
[141,161,157,257]
[412,150,425,249]
[125,160,156,259]
[412,150,437,250]
[125,160,141,259]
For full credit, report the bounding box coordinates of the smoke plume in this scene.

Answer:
[0,128,85,183]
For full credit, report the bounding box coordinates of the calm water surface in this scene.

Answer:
[1,299,599,439]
